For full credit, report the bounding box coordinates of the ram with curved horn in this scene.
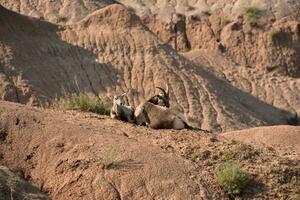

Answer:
[110,93,135,123]
[148,84,170,108]
[134,98,190,129]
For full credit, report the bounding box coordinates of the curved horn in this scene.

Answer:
[156,86,167,97]
[165,84,169,97]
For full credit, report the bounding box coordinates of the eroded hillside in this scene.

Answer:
[0,3,298,132]
[0,1,299,199]
[0,0,116,24]
[0,101,299,199]
[0,166,49,199]
[119,0,300,77]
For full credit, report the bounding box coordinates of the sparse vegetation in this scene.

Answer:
[209,136,218,143]
[102,146,119,169]
[245,6,259,27]
[127,6,135,13]
[222,143,259,161]
[215,163,250,197]
[267,159,300,199]
[231,139,238,145]
[184,146,212,161]
[54,93,110,115]
[58,16,68,23]
[223,18,231,26]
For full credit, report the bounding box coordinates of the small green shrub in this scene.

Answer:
[245,7,258,27]
[223,18,231,26]
[231,139,238,145]
[55,93,110,115]
[215,163,250,197]
[102,146,119,169]
[127,6,135,13]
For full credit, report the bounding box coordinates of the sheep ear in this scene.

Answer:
[121,93,127,97]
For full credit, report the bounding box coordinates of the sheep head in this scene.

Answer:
[113,93,127,106]
[148,84,170,108]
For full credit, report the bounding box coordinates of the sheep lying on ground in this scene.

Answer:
[111,85,198,130]
[134,94,190,130]
[110,93,135,123]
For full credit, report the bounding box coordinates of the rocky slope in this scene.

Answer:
[119,0,300,77]
[221,125,300,160]
[184,49,300,122]
[0,1,299,199]
[0,0,116,24]
[0,4,297,133]
[0,166,49,200]
[0,101,299,199]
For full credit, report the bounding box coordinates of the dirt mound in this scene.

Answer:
[0,100,209,199]
[0,0,116,24]
[221,125,300,159]
[0,166,49,200]
[119,0,300,77]
[184,49,300,121]
[0,101,299,199]
[118,0,298,20]
[0,1,299,199]
[0,4,296,132]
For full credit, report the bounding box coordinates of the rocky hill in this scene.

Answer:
[0,166,49,199]
[0,1,299,199]
[0,0,116,24]
[0,101,299,199]
[0,3,299,133]
[119,0,300,77]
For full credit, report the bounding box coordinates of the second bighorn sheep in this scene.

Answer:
[110,93,135,123]
[134,100,189,129]
[134,85,191,130]
[148,84,170,108]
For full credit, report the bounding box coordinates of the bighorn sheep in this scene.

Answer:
[134,100,189,129]
[110,93,135,123]
[134,85,191,130]
[148,84,170,108]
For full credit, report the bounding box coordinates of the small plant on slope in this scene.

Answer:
[102,146,119,169]
[55,93,110,115]
[245,6,258,27]
[215,162,250,197]
[223,18,231,26]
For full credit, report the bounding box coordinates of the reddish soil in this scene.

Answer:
[0,1,299,199]
[221,125,300,160]
[0,101,299,199]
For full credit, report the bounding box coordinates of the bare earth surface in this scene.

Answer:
[221,125,300,160]
[0,3,298,133]
[0,101,299,199]
[184,50,300,119]
[0,101,210,199]
[0,166,49,200]
[0,0,299,199]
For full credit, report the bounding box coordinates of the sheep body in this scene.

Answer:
[134,101,187,130]
[110,94,135,123]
